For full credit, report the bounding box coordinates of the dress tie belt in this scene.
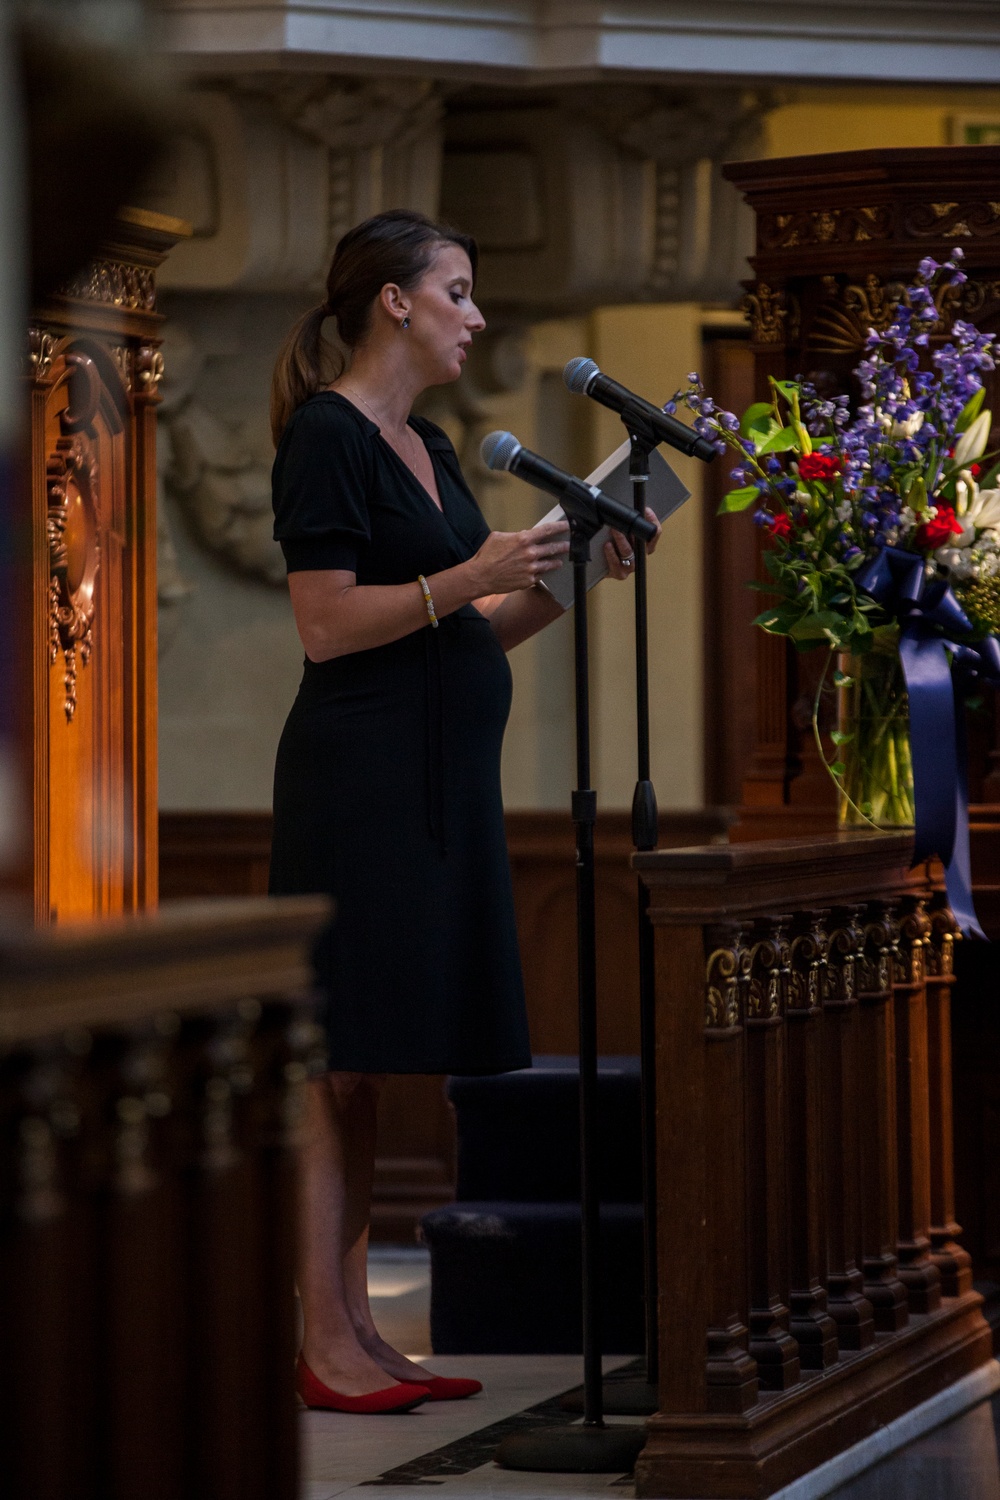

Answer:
[423,624,447,854]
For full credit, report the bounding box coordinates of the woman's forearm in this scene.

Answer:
[475,584,564,652]
[290,560,483,661]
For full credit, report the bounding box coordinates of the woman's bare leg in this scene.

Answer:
[339,1078,434,1383]
[298,1072,417,1394]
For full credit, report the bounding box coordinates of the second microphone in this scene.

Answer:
[480,431,657,543]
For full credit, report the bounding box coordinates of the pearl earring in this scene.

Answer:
[401,316,410,330]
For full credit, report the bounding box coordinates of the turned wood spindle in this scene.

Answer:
[745,915,800,1390]
[786,910,839,1370]
[856,901,909,1333]
[823,905,875,1350]
[925,899,973,1298]
[703,923,759,1411]
[893,896,942,1314]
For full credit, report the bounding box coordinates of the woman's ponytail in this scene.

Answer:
[269,303,341,446]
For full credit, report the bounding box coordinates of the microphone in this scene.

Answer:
[563,357,717,463]
[480,431,657,543]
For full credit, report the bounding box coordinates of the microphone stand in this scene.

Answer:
[495,497,647,1476]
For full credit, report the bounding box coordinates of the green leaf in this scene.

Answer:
[861,801,874,818]
[753,602,802,634]
[830,761,847,777]
[957,386,987,432]
[769,378,800,403]
[832,670,854,688]
[788,610,843,641]
[979,460,1000,491]
[757,425,800,456]
[740,402,775,439]
[717,485,759,514]
[830,729,853,745]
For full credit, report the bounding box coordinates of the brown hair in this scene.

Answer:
[269,209,478,445]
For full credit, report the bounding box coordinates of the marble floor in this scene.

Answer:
[300,1249,1000,1500]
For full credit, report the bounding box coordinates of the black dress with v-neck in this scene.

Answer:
[269,392,530,1074]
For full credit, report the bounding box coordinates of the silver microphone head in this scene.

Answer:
[563,357,599,395]
[480,430,522,472]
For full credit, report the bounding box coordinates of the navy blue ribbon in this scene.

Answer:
[854,545,999,939]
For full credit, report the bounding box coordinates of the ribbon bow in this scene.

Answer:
[854,545,1000,938]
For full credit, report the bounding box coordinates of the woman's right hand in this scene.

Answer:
[468,520,570,595]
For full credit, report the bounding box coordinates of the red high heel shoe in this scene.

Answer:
[417,1376,483,1401]
[296,1355,430,1414]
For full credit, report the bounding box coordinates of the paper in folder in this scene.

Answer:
[534,438,690,611]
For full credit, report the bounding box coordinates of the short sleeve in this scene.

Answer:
[272,398,374,573]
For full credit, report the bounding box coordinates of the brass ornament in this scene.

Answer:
[742,282,799,346]
[27,326,57,382]
[135,345,164,394]
[62,258,156,312]
[111,345,132,392]
[704,923,750,1029]
[47,434,100,723]
[759,204,892,252]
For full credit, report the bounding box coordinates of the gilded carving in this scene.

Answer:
[826,908,863,1005]
[808,274,967,357]
[926,901,957,979]
[789,911,828,1011]
[112,345,132,392]
[135,345,164,395]
[27,326,57,382]
[895,897,930,985]
[47,435,100,722]
[62,259,156,312]
[903,201,1000,241]
[743,282,799,346]
[748,917,790,1020]
[759,204,892,252]
[858,901,894,996]
[705,923,750,1029]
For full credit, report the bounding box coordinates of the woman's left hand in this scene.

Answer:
[604,508,662,581]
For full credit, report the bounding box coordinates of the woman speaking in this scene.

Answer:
[269,210,659,1414]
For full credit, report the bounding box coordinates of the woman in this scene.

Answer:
[269,210,660,1415]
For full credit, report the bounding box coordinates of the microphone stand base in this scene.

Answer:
[495,1422,648,1474]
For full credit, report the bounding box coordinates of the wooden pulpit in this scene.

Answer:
[18,208,188,923]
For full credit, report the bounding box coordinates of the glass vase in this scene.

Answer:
[836,633,915,829]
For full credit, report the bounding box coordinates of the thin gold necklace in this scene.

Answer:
[341,384,420,478]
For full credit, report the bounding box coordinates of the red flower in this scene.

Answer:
[914,504,960,550]
[797,453,842,482]
[769,513,793,539]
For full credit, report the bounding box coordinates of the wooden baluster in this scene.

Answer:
[182,1003,262,1500]
[925,899,973,1298]
[823,906,875,1350]
[250,1000,321,1500]
[893,896,942,1314]
[786,911,838,1370]
[103,1022,185,1500]
[703,924,758,1411]
[856,901,909,1332]
[0,1046,76,1500]
[745,916,800,1389]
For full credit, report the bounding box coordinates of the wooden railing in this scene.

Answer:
[633,833,991,1499]
[0,895,328,1500]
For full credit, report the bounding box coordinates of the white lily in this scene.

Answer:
[953,409,992,467]
[890,411,925,440]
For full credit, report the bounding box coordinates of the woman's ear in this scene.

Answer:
[380,282,411,329]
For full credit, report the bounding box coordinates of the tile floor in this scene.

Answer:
[300,1249,1000,1500]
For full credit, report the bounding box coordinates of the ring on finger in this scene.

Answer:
[622,554,635,568]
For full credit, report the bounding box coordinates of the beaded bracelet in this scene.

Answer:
[417,574,439,629]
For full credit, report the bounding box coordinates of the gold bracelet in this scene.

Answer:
[418,574,439,628]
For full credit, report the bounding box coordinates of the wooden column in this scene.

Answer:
[704,924,758,1412]
[893,896,942,1315]
[786,911,838,1370]
[856,901,909,1333]
[925,900,973,1299]
[822,906,874,1350]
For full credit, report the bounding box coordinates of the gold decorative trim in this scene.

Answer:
[27,327,58,382]
[705,923,750,1029]
[61,259,156,313]
[135,345,164,394]
[743,282,799,346]
[112,345,132,392]
[47,435,100,723]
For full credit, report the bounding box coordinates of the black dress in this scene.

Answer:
[269,391,531,1075]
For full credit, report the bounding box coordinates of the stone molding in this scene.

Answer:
[162,1,1000,85]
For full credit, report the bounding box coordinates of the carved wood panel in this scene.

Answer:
[20,210,187,923]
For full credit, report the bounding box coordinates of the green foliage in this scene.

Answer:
[717,486,759,514]
[756,425,800,456]
[957,386,987,432]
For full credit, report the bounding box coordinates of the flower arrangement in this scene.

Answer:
[673,249,1000,841]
